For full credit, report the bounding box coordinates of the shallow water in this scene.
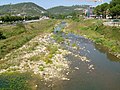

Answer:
[50,22,120,90]
[0,22,120,90]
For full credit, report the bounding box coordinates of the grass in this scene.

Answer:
[28,42,39,51]
[29,44,58,64]
[44,44,58,64]
[72,43,77,47]
[0,19,57,59]
[46,44,58,54]
[52,34,64,43]
[29,55,41,61]
[0,72,32,90]
[39,66,44,71]
[0,72,43,90]
[65,19,120,54]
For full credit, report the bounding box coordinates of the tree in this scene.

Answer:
[110,5,120,18]
[94,3,109,18]
[94,5,102,16]
[110,0,120,7]
[1,15,24,22]
[109,0,120,18]
[100,3,109,18]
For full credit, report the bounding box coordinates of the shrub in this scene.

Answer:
[0,32,6,40]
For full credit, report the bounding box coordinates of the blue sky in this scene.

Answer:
[0,0,111,9]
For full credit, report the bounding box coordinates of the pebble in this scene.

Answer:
[87,50,90,53]
[88,65,94,69]
[66,72,69,75]
[75,67,79,70]
[62,77,70,81]
[35,85,38,87]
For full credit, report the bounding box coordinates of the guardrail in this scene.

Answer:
[103,19,120,27]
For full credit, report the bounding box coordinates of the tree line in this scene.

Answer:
[0,15,40,23]
[49,12,80,21]
[94,0,120,19]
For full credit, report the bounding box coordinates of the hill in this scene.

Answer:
[47,5,90,15]
[0,2,47,16]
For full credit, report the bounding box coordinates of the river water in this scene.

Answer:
[50,22,120,90]
[0,22,120,90]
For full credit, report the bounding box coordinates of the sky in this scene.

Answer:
[0,0,111,9]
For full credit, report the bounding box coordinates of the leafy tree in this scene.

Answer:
[110,5,120,18]
[100,3,109,18]
[0,15,39,23]
[94,5,102,16]
[1,15,24,22]
[110,0,120,7]
[25,16,39,21]
[94,3,109,18]
[109,0,120,18]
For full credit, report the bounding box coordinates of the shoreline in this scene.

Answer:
[64,20,120,60]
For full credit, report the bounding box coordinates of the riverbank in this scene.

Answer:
[0,33,71,81]
[0,19,58,59]
[0,21,72,89]
[0,21,94,89]
[64,19,120,60]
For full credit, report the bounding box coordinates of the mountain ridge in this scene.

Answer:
[47,5,90,15]
[0,2,47,16]
[0,2,90,16]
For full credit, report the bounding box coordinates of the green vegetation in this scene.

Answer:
[44,44,58,64]
[29,55,41,61]
[0,32,6,40]
[39,66,44,71]
[0,2,47,16]
[29,44,58,64]
[65,19,120,54]
[94,0,120,19]
[0,19,57,59]
[72,43,77,47]
[94,3,109,18]
[0,72,32,90]
[46,44,58,54]
[28,42,39,51]
[0,15,40,23]
[48,5,89,15]
[24,16,39,21]
[52,34,64,43]
[109,0,120,18]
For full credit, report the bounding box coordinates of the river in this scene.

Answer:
[0,21,120,90]
[50,22,120,90]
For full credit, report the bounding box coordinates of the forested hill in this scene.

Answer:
[47,5,90,15]
[0,2,47,16]
[0,2,90,16]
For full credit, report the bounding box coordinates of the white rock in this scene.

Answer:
[66,72,69,75]
[88,65,94,69]
[75,67,79,70]
[62,77,70,81]
[35,85,38,87]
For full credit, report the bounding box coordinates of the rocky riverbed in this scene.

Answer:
[0,33,71,81]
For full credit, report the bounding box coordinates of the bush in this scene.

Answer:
[0,32,6,40]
